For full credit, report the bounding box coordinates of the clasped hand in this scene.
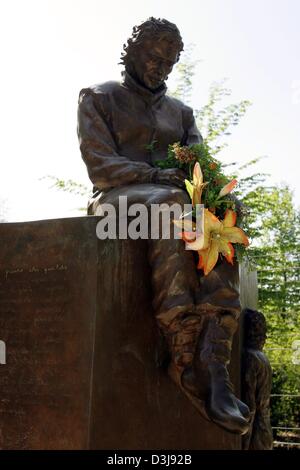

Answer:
[155,168,187,188]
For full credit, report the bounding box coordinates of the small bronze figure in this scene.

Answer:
[242,308,273,449]
[78,17,250,435]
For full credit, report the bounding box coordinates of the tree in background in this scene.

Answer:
[250,187,300,439]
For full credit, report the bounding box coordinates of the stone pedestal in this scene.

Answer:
[0,217,246,450]
[0,217,98,449]
[239,262,258,311]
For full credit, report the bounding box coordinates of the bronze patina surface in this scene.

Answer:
[0,218,98,449]
[242,309,273,450]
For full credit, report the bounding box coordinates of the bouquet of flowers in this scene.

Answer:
[155,142,249,275]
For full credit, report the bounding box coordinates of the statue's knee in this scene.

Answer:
[173,188,190,207]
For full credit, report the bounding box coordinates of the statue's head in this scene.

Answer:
[121,17,184,91]
[243,308,267,350]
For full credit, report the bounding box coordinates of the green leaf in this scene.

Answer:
[185,179,194,201]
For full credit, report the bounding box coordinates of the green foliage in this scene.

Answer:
[251,187,300,435]
[153,143,189,171]
[155,142,235,216]
[144,140,158,154]
[265,311,300,431]
[169,44,199,104]
[170,48,251,157]
[42,175,91,197]
[195,80,251,157]
[249,186,300,313]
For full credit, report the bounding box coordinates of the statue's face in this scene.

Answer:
[132,38,179,90]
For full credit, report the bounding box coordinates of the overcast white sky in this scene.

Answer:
[1,0,300,221]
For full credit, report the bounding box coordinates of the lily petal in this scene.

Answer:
[185,179,194,201]
[181,231,197,242]
[185,232,205,250]
[218,239,235,264]
[192,188,201,207]
[200,209,222,250]
[193,162,203,186]
[222,226,250,246]
[203,239,219,275]
[192,183,208,207]
[223,209,237,228]
[197,248,209,270]
[218,179,238,198]
[224,242,235,264]
[204,209,222,231]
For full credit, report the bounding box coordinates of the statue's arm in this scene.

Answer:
[182,106,203,146]
[77,90,158,190]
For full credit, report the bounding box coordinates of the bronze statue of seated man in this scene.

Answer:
[77,16,250,435]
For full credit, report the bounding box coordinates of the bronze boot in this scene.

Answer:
[167,313,199,381]
[167,312,212,421]
[167,312,202,377]
[192,311,250,434]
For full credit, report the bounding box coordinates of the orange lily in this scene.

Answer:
[177,163,248,274]
[173,214,205,247]
[185,209,249,275]
[185,162,208,207]
[218,179,238,198]
[176,162,207,248]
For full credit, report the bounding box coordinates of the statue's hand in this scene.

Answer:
[155,168,187,188]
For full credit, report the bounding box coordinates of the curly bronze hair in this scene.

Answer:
[120,17,184,67]
[243,308,267,350]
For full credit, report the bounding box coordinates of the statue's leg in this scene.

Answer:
[93,183,202,383]
[92,184,249,434]
[144,185,249,433]
[185,261,250,434]
[145,186,203,391]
